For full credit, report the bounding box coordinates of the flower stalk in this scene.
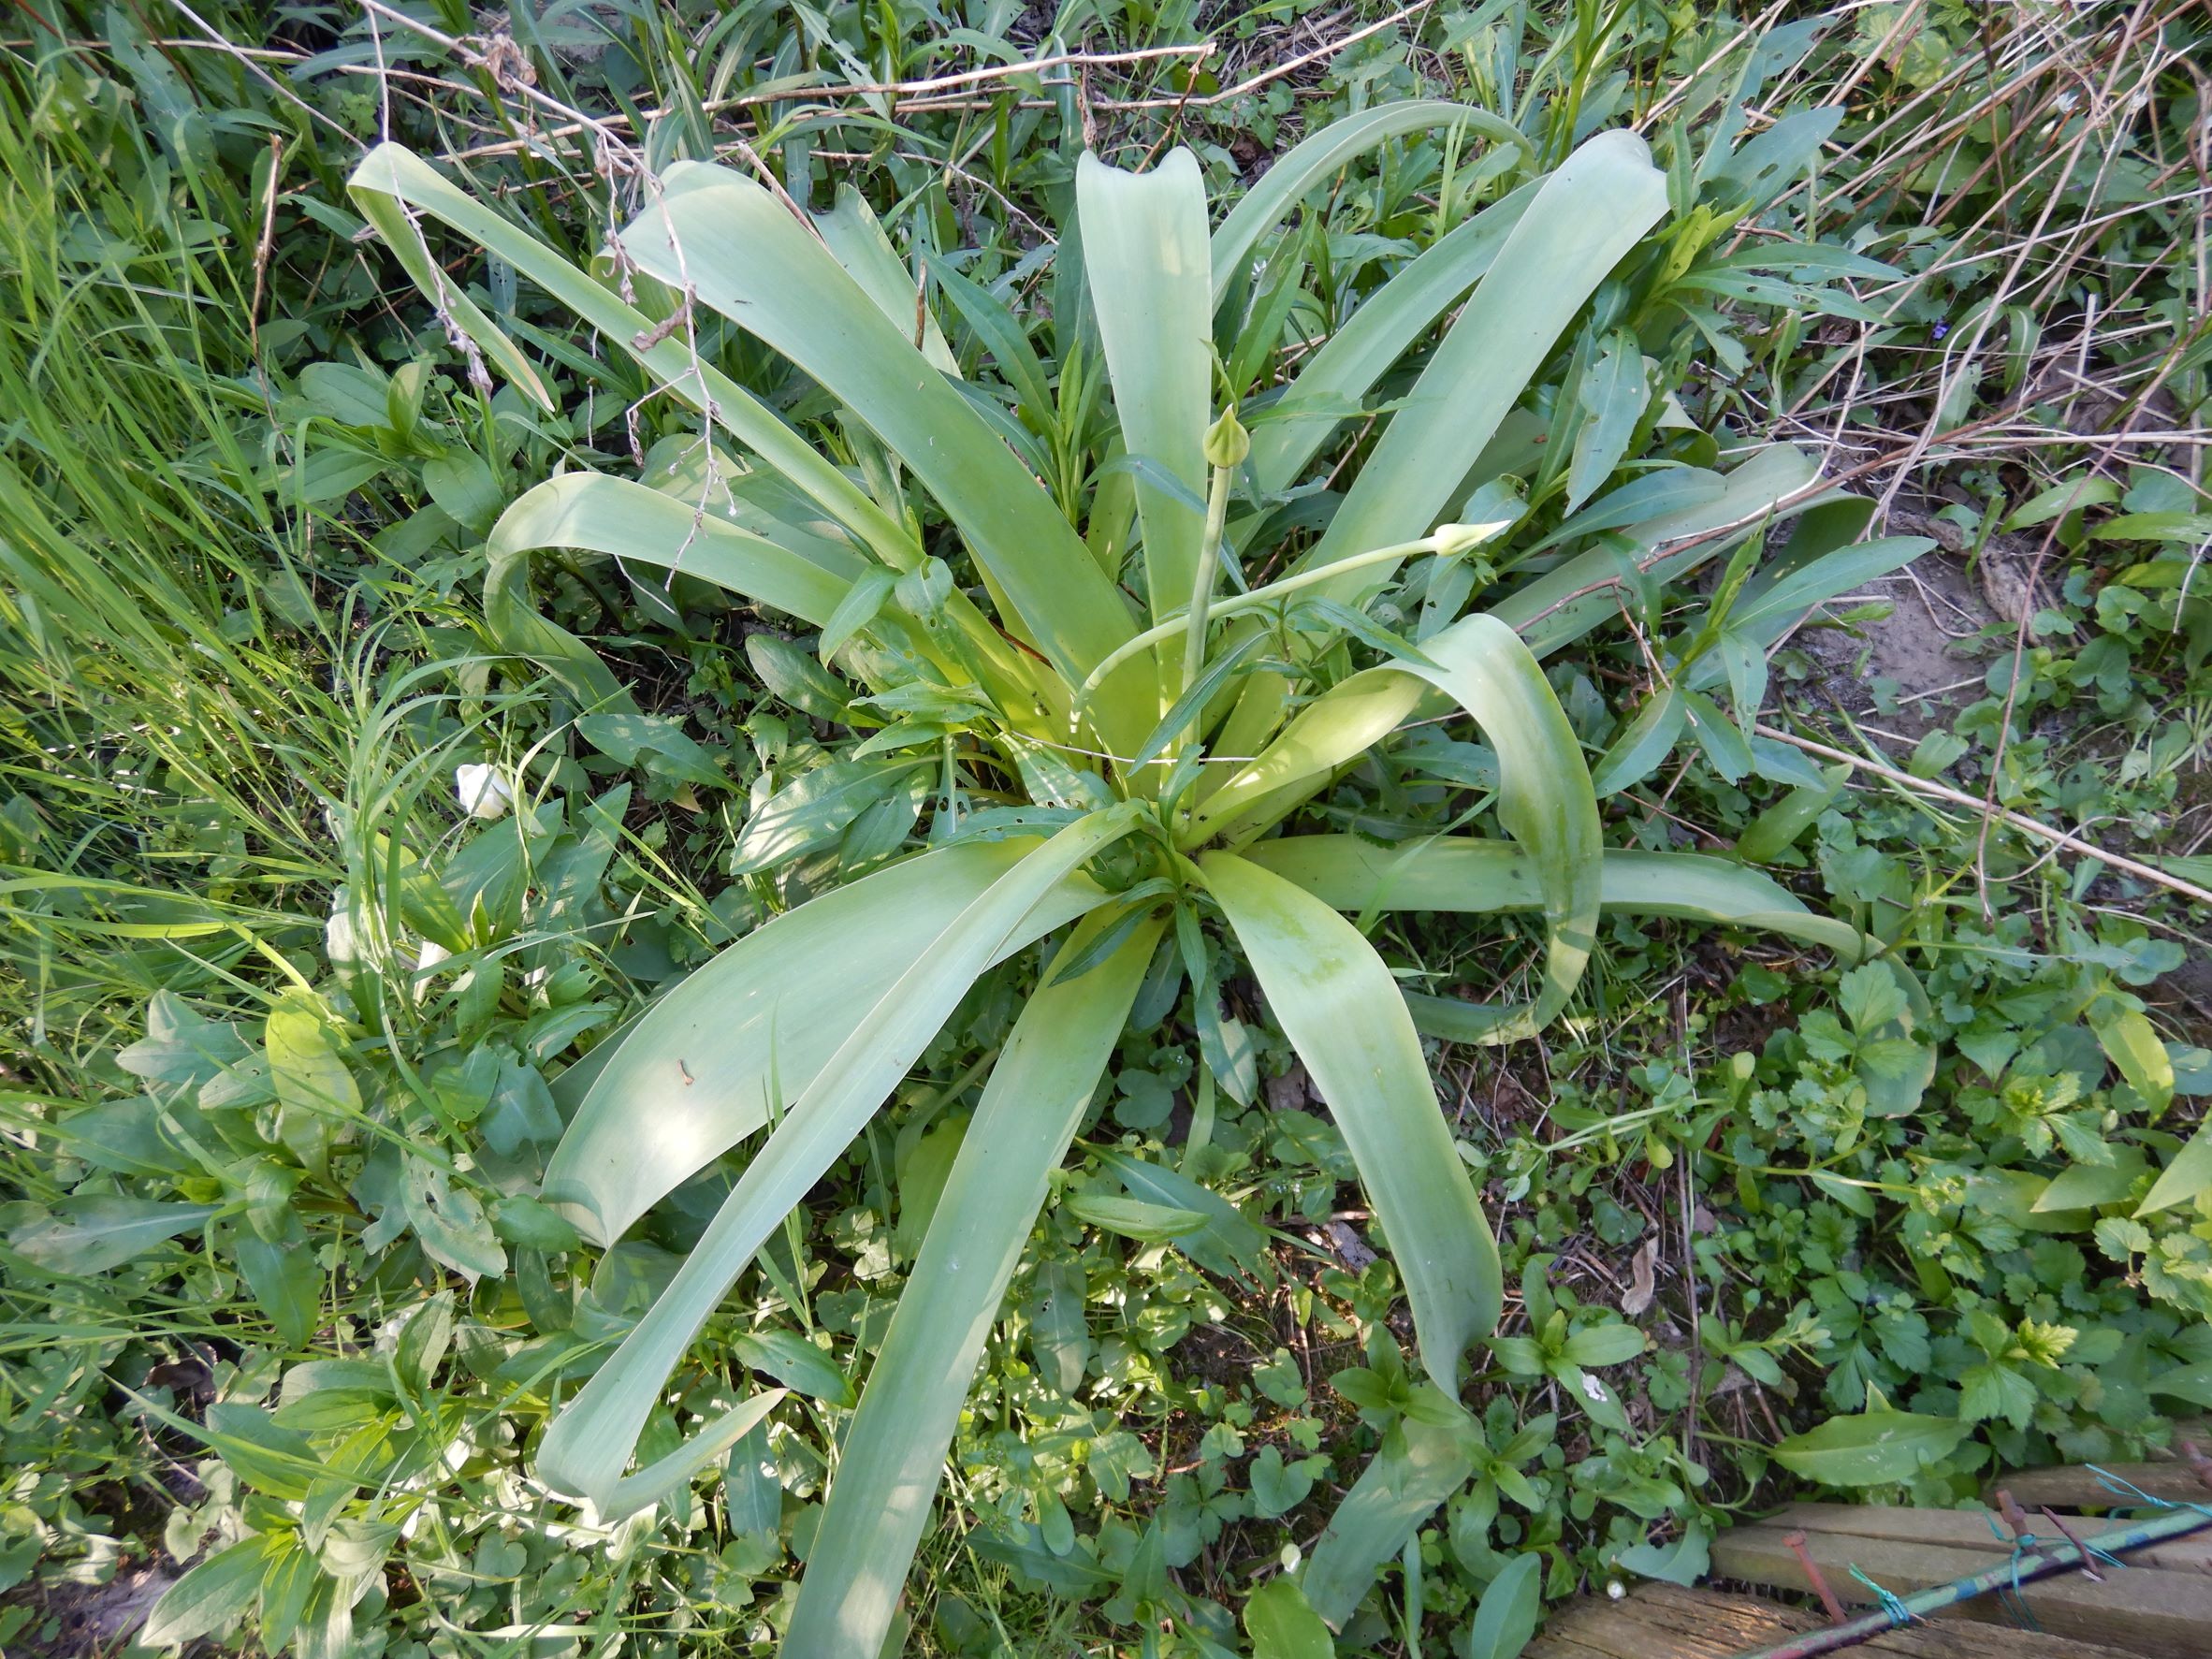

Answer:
[1183,407,1250,697]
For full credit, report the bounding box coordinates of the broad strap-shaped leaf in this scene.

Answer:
[810,183,958,374]
[1687,535,1937,669]
[1079,152,1213,641]
[614,163,1146,730]
[1203,130,1667,764]
[1192,614,1601,1042]
[1248,182,1538,494]
[345,144,912,570]
[1291,131,1668,604]
[1200,852,1499,1393]
[1301,1405,1476,1629]
[1244,835,1870,962]
[783,914,1163,1657]
[1494,443,1822,659]
[1189,662,1424,843]
[9,1196,218,1275]
[348,146,1041,727]
[1210,103,1531,307]
[544,837,1108,1246]
[486,474,866,715]
[585,1388,787,1523]
[536,807,1141,1512]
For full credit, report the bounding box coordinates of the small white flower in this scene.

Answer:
[1607,1579,1626,1601]
[456,763,513,820]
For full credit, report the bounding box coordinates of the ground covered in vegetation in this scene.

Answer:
[2,2,2208,1656]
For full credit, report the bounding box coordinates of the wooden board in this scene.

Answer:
[1764,1502,2212,1574]
[1988,1462,2212,1510]
[1526,1581,2147,1659]
[1711,1522,2212,1659]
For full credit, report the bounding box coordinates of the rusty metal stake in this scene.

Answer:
[1781,1531,1848,1621]
[2038,1506,2104,1582]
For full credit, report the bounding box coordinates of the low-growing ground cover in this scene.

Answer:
[0,3,2206,1655]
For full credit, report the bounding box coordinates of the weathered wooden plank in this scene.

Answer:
[1526,1582,2146,1659]
[1766,1502,2212,1574]
[1712,1523,2212,1659]
[1525,1582,1812,1659]
[1990,1462,2212,1511]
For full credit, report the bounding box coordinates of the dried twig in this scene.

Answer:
[1754,724,2212,910]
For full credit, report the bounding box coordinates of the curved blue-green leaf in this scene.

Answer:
[537,807,1141,1514]
[1211,103,1532,307]
[783,914,1162,1657]
[1195,614,1602,1042]
[345,143,911,569]
[1201,852,1499,1394]
[485,473,866,714]
[544,837,1108,1247]
[1243,834,1867,963]
[615,163,1143,727]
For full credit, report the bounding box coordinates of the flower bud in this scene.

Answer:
[1433,517,1511,558]
[456,762,513,820]
[1202,407,1250,469]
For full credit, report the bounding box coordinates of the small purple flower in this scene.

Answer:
[1931,320,1950,340]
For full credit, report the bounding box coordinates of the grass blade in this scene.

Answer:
[921,249,1055,427]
